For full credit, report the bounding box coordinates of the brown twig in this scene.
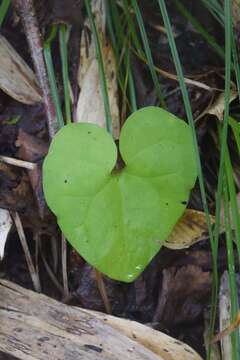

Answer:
[61,234,69,299]
[12,0,58,139]
[94,269,112,314]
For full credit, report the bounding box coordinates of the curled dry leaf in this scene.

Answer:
[0,34,42,105]
[164,209,215,250]
[207,90,237,121]
[83,309,203,360]
[0,208,12,260]
[77,0,120,138]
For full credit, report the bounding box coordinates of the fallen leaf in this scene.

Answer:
[164,209,215,249]
[153,265,212,326]
[0,208,12,260]
[0,34,42,105]
[208,90,237,121]
[16,129,48,216]
[76,0,120,138]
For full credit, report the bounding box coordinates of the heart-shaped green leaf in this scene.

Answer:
[43,107,197,282]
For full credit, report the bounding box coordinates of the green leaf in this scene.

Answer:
[43,106,197,282]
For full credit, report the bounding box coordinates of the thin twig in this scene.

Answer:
[94,269,112,314]
[61,234,69,299]
[0,155,36,170]
[34,232,40,284]
[39,240,64,294]
[51,236,58,274]
[12,0,58,139]
[11,212,41,292]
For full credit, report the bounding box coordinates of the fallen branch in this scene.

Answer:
[0,280,203,360]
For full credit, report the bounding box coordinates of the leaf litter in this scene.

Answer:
[0,1,239,359]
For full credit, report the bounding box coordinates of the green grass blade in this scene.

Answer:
[224,147,240,260]
[59,24,71,124]
[213,0,232,259]
[156,1,218,355]
[85,0,112,134]
[229,117,240,153]
[173,0,224,61]
[131,0,165,107]
[0,0,11,27]
[105,0,136,112]
[44,26,64,129]
[223,176,240,359]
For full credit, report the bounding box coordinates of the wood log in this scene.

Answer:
[0,280,203,360]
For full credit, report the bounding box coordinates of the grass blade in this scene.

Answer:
[85,0,112,134]
[0,0,11,27]
[59,24,71,124]
[44,26,64,129]
[130,0,165,107]
[156,1,218,356]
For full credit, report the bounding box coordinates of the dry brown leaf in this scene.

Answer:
[76,0,120,138]
[83,309,203,360]
[164,209,215,250]
[0,34,42,104]
[208,90,237,121]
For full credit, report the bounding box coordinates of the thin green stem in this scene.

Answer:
[131,0,165,108]
[0,0,11,27]
[59,24,71,124]
[85,0,112,134]
[157,2,218,356]
[44,25,64,129]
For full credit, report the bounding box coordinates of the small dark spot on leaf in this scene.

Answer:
[88,131,91,134]
[181,201,187,205]
[64,179,68,184]
[84,344,102,353]
[165,202,169,206]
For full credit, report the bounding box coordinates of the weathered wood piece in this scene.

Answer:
[0,280,203,360]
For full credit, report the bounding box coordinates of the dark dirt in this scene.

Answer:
[0,1,239,359]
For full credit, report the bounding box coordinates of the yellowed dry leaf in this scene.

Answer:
[0,34,42,104]
[83,309,203,360]
[208,90,237,121]
[164,209,215,250]
[76,0,120,139]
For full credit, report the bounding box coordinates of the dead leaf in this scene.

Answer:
[208,90,237,121]
[165,209,215,250]
[0,162,31,212]
[153,265,212,326]
[0,209,12,260]
[16,129,48,216]
[76,0,120,138]
[0,34,42,105]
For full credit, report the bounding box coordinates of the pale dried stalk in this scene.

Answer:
[0,155,36,170]
[11,212,41,292]
[61,234,69,299]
